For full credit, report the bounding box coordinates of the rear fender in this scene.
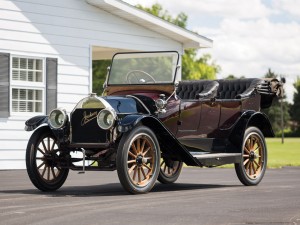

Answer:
[25,115,48,131]
[229,111,274,153]
[118,115,200,166]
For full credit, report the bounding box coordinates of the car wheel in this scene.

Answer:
[26,126,69,191]
[235,126,267,186]
[158,158,183,184]
[117,126,161,194]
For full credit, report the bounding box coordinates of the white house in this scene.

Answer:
[0,0,212,169]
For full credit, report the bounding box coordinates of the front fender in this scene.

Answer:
[118,114,200,166]
[117,114,146,132]
[229,111,274,153]
[25,115,48,131]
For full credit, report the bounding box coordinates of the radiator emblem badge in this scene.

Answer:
[81,111,98,126]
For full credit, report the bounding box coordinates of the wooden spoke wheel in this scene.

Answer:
[26,127,69,191]
[158,158,183,184]
[117,126,160,194]
[243,133,264,179]
[127,135,155,186]
[235,127,267,186]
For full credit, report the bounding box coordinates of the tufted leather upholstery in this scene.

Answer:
[216,78,263,99]
[176,80,219,100]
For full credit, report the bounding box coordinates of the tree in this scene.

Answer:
[137,3,220,80]
[137,3,188,28]
[181,51,220,80]
[92,59,111,95]
[290,77,300,134]
[261,69,290,136]
[224,74,245,80]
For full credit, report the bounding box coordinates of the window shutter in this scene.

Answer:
[0,53,10,117]
[46,58,57,114]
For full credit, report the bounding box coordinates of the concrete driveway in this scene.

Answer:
[0,167,299,225]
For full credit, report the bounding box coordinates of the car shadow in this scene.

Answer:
[0,182,239,197]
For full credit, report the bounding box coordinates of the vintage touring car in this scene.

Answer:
[25,51,282,194]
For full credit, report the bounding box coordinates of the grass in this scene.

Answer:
[219,138,300,169]
[266,138,300,168]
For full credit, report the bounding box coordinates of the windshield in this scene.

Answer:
[108,52,179,85]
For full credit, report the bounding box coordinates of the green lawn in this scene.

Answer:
[218,138,300,168]
[266,138,300,168]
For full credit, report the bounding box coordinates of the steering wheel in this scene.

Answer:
[126,70,156,84]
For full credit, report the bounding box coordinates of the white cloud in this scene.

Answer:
[166,0,272,19]
[124,0,273,19]
[123,0,299,102]
[207,19,300,63]
[272,0,300,18]
[196,18,300,102]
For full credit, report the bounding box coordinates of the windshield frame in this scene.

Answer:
[106,51,180,86]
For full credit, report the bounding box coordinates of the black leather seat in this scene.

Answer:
[216,78,263,99]
[176,80,219,100]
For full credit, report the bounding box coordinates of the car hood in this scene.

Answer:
[73,94,152,115]
[103,96,148,114]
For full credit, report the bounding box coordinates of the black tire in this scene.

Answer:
[26,126,69,191]
[116,126,161,194]
[235,126,267,186]
[158,158,183,184]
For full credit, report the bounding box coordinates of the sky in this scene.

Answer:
[123,0,300,103]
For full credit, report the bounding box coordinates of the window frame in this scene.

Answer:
[9,55,46,116]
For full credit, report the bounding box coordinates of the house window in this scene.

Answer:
[10,56,45,114]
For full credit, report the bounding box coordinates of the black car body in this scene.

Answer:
[25,52,283,194]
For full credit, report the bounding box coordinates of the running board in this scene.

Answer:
[190,152,241,167]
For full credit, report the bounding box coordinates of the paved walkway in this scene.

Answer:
[0,167,299,225]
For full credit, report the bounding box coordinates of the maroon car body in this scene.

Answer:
[25,52,282,194]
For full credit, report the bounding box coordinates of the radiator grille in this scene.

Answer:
[71,108,108,144]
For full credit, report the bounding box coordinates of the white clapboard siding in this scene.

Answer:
[0,150,27,160]
[0,1,173,38]
[0,40,90,57]
[0,140,29,150]
[0,0,179,47]
[0,0,122,23]
[58,75,89,86]
[0,130,32,141]
[0,0,183,169]
[0,6,168,39]
[0,20,178,50]
[0,160,25,169]
[1,0,174,37]
[56,56,90,68]
[57,65,89,76]
[57,84,90,94]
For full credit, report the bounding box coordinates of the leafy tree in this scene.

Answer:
[181,51,220,80]
[137,3,220,80]
[224,74,245,79]
[92,59,111,95]
[290,77,300,134]
[137,3,188,28]
[261,69,290,135]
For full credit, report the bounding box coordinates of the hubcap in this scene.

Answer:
[136,155,143,166]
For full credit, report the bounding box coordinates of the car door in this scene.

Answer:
[176,99,202,138]
[176,98,221,151]
[198,99,221,137]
